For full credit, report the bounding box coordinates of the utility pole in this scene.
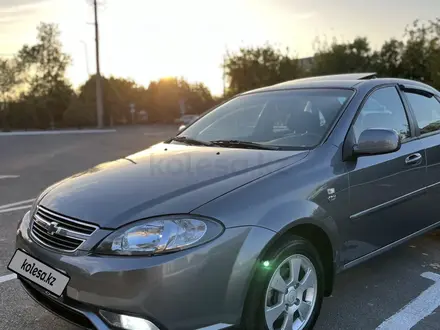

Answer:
[93,0,104,128]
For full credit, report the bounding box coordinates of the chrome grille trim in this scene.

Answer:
[37,206,97,235]
[30,206,99,252]
[33,214,93,239]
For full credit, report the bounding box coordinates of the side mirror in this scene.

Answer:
[178,124,186,132]
[353,128,401,156]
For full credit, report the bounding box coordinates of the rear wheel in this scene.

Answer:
[243,236,324,330]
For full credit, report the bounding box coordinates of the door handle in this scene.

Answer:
[405,153,422,165]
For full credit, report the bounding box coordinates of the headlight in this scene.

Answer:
[23,196,40,230]
[30,198,39,218]
[94,216,223,256]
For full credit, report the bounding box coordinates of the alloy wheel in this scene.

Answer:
[264,254,318,330]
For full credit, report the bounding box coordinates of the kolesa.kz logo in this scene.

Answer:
[21,258,56,286]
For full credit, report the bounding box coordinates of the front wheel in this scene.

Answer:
[243,236,325,330]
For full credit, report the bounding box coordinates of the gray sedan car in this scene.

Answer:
[9,73,440,330]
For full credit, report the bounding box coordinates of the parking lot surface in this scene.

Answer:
[1,125,440,330]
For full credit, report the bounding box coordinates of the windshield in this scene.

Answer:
[176,89,354,149]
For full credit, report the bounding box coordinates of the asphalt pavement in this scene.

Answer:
[1,125,440,330]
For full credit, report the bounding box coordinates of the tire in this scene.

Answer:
[243,236,325,330]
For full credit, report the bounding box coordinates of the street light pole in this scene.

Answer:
[80,41,90,76]
[222,44,228,97]
[94,0,104,128]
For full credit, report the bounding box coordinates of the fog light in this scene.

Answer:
[99,310,159,330]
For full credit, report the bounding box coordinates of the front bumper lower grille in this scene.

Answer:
[20,278,96,329]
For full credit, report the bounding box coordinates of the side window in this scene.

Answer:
[352,87,410,141]
[404,92,440,135]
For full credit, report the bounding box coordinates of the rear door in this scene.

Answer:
[343,85,427,264]
[402,88,440,228]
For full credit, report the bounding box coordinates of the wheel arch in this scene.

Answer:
[253,219,338,297]
[240,219,337,328]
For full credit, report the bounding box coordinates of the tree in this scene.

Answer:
[312,37,373,75]
[149,78,185,122]
[63,93,95,128]
[106,77,139,124]
[371,20,440,88]
[139,77,216,123]
[400,20,440,87]
[224,45,304,96]
[7,18,440,130]
[63,75,100,128]
[371,39,404,78]
[185,82,215,114]
[0,57,24,131]
[64,75,144,126]
[62,75,216,126]
[18,23,72,128]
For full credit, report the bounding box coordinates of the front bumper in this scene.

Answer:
[16,212,275,330]
[19,278,107,329]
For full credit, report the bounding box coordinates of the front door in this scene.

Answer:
[341,85,427,265]
[402,88,440,228]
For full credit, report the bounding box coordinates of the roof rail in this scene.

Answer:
[275,73,377,86]
[358,73,377,80]
[301,73,377,81]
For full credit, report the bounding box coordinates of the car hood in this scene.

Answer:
[39,143,308,228]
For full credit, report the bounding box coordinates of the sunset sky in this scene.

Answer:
[1,0,439,95]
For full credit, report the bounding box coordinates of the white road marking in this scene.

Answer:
[0,175,19,180]
[196,324,233,330]
[144,132,171,136]
[0,205,32,214]
[376,272,440,329]
[0,199,35,210]
[0,273,17,284]
[0,129,116,136]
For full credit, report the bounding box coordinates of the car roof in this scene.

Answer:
[242,73,439,95]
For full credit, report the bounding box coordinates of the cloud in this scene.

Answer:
[0,0,44,9]
[0,0,51,14]
[0,16,16,23]
[293,12,317,20]
[0,0,51,26]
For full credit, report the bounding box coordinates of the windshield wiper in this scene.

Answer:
[209,139,281,150]
[168,136,214,147]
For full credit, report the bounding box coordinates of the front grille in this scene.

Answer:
[31,206,98,252]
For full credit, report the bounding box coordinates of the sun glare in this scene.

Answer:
[56,0,275,95]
